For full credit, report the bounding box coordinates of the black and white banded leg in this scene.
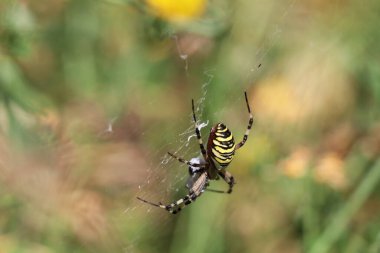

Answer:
[137,192,199,214]
[167,152,206,167]
[217,170,236,194]
[137,172,209,214]
[236,91,253,150]
[192,99,208,160]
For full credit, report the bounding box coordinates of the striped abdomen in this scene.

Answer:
[207,123,235,168]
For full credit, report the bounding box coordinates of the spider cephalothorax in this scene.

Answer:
[137,92,253,214]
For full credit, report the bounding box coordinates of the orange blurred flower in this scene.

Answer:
[280,147,311,178]
[254,77,302,125]
[314,152,347,190]
[146,0,207,21]
[253,46,354,130]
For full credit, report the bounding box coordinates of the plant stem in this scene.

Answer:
[309,159,380,253]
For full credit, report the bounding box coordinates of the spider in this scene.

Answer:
[137,92,253,214]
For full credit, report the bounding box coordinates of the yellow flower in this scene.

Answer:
[146,0,207,22]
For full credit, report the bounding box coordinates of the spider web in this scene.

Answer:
[119,1,297,252]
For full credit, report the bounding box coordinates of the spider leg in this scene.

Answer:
[206,188,231,194]
[136,197,163,208]
[163,191,200,214]
[192,99,208,160]
[167,152,206,167]
[137,172,209,214]
[217,170,236,194]
[188,176,229,194]
[236,91,254,150]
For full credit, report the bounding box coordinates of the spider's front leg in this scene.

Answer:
[161,190,201,214]
[137,172,209,214]
[137,191,201,214]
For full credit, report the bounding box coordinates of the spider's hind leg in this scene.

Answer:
[217,170,236,194]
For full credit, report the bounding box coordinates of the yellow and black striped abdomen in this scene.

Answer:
[207,123,235,168]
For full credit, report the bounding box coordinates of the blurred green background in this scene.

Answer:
[1,0,380,252]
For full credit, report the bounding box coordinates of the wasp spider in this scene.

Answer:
[137,92,253,214]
